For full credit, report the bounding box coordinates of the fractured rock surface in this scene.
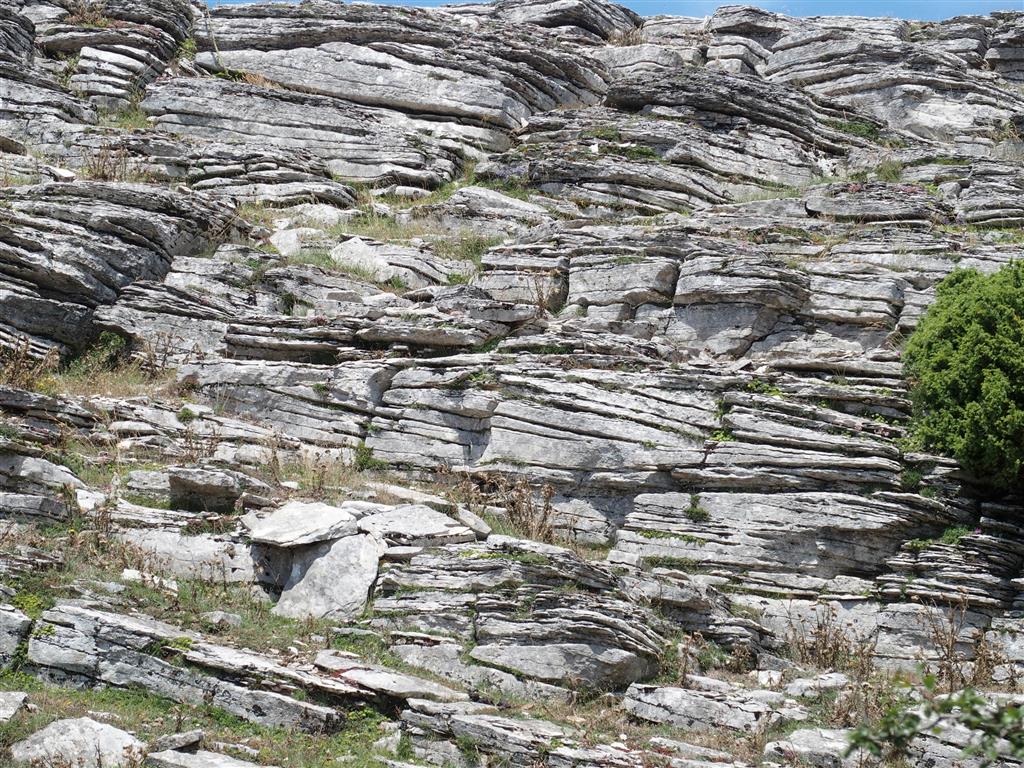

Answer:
[1,0,1024,766]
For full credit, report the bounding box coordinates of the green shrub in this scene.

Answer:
[848,676,1024,764]
[825,119,881,142]
[940,525,971,545]
[903,264,1024,492]
[353,442,387,472]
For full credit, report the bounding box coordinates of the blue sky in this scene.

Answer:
[210,0,1022,21]
[619,0,1021,16]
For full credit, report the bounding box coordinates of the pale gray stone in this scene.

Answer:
[273,534,385,620]
[146,750,279,768]
[0,691,26,722]
[11,717,144,768]
[357,506,476,547]
[242,501,358,547]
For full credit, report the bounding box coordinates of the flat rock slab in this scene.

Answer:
[469,643,652,689]
[167,467,271,513]
[11,717,144,767]
[784,672,850,698]
[358,505,476,546]
[147,750,279,768]
[242,500,357,547]
[623,683,807,733]
[764,727,857,768]
[149,729,205,752]
[273,533,385,620]
[0,691,26,722]
[315,649,468,702]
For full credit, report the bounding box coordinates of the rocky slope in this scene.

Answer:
[1,0,1023,766]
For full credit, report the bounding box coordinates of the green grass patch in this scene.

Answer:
[826,119,881,143]
[940,525,971,546]
[0,671,391,767]
[644,555,700,572]
[98,105,150,132]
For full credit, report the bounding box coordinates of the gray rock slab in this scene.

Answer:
[273,534,385,620]
[11,717,144,767]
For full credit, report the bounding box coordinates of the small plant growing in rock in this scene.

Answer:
[11,591,53,620]
[685,494,709,522]
[99,93,151,133]
[353,442,387,472]
[826,118,881,142]
[900,467,923,492]
[80,144,132,181]
[65,0,112,27]
[177,406,198,424]
[905,537,933,552]
[582,126,622,141]
[940,525,971,545]
[875,159,904,182]
[745,378,784,397]
[644,555,700,572]
[56,53,80,90]
[176,38,198,61]
[434,233,502,264]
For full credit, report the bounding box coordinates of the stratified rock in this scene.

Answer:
[28,604,345,731]
[36,0,192,109]
[0,182,234,357]
[193,1,608,141]
[143,78,462,187]
[0,604,31,668]
[5,0,1024,747]
[358,506,475,547]
[314,649,467,703]
[761,12,1024,144]
[764,728,860,768]
[625,682,808,733]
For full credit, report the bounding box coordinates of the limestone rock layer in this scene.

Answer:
[1,1,1023,767]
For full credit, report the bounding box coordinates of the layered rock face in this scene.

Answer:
[1,0,1023,766]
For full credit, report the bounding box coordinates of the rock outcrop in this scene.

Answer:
[1,0,1023,766]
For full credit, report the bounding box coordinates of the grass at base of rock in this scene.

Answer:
[433,233,503,265]
[48,362,178,399]
[284,250,409,292]
[328,215,502,264]
[326,212,434,243]
[2,517,334,658]
[0,332,179,400]
[0,671,391,767]
[98,105,150,132]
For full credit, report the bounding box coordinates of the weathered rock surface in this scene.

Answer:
[146,752,277,768]
[0,691,26,722]
[0,182,234,358]
[272,533,385,621]
[242,500,358,547]
[3,0,1024,765]
[10,716,144,767]
[624,682,807,733]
